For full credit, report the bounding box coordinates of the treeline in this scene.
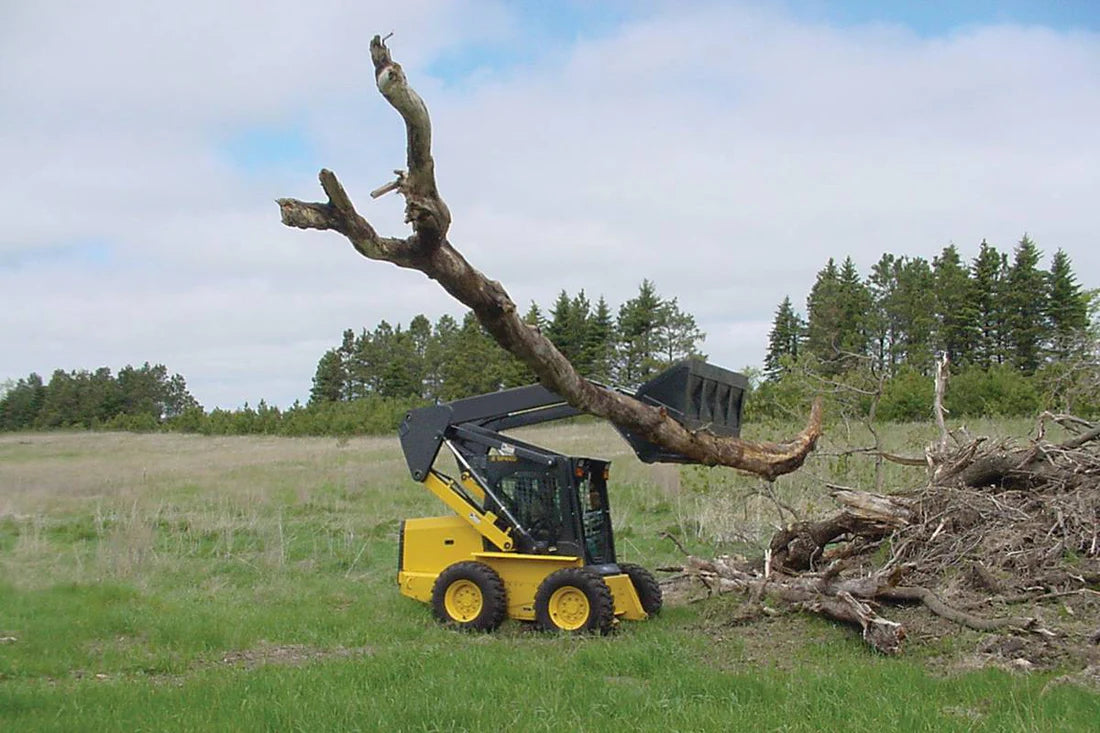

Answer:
[308,279,705,405]
[758,236,1097,420]
[0,363,200,431]
[0,281,707,436]
[5,244,1094,436]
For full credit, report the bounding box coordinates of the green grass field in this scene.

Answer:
[2,424,1097,731]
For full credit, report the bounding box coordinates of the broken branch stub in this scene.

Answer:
[277,35,822,479]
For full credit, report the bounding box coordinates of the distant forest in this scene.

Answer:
[758,236,1096,420]
[2,237,1095,434]
[0,281,706,434]
[307,279,704,405]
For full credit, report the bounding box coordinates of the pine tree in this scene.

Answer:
[546,290,579,362]
[84,367,121,424]
[364,322,398,396]
[616,280,665,385]
[932,244,975,367]
[0,373,46,430]
[1005,235,1046,373]
[654,297,705,365]
[583,296,616,383]
[837,256,873,358]
[408,314,433,396]
[764,295,804,381]
[424,314,459,401]
[891,257,936,374]
[522,301,545,331]
[441,313,514,399]
[969,240,1005,368]
[1046,248,1089,359]
[310,350,345,404]
[804,259,842,367]
[867,253,897,372]
[570,290,594,374]
[378,326,421,398]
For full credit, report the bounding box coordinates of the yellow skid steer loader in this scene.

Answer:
[396,360,747,633]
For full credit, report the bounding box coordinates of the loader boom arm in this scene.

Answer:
[398,359,749,481]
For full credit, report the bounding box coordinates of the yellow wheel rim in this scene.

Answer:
[548,586,590,631]
[444,579,483,623]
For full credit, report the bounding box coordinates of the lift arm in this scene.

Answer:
[397,359,749,481]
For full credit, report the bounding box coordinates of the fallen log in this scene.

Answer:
[769,489,913,571]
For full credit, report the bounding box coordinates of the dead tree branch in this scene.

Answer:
[277,35,822,480]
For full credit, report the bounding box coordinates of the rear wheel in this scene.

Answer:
[534,567,614,635]
[431,561,507,632]
[620,563,662,616]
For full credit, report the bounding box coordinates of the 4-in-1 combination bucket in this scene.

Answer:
[615,360,749,463]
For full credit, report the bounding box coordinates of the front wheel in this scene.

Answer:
[620,563,662,616]
[534,568,614,635]
[431,561,507,632]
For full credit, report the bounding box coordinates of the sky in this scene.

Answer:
[2,0,1098,409]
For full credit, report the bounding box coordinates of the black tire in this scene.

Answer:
[534,567,615,635]
[430,561,507,632]
[620,563,663,617]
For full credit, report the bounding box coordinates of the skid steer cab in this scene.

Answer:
[395,360,748,634]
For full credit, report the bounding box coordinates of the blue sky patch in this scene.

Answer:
[1,239,113,270]
[426,0,635,84]
[785,0,1100,35]
[426,1,1099,84]
[219,124,316,173]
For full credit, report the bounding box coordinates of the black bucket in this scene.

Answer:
[616,360,748,463]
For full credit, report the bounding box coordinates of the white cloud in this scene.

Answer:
[2,1,1098,408]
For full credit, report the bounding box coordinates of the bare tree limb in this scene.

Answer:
[277,35,823,480]
[880,586,1036,632]
[933,353,950,452]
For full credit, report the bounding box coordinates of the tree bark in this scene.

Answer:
[769,490,913,571]
[277,35,822,480]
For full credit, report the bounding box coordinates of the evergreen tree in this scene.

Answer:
[367,321,398,395]
[424,314,459,401]
[654,297,706,366]
[440,313,511,399]
[114,363,197,421]
[570,290,594,375]
[336,329,359,399]
[932,244,975,367]
[1046,249,1089,359]
[616,279,665,385]
[583,296,616,383]
[408,314,433,396]
[867,253,896,372]
[546,290,593,371]
[309,350,345,404]
[1005,235,1047,373]
[522,301,545,331]
[837,256,873,358]
[0,373,46,430]
[891,256,936,374]
[378,325,421,398]
[764,296,803,381]
[804,259,842,367]
[546,290,577,361]
[37,369,80,427]
[969,240,1006,368]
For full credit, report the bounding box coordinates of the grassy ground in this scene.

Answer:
[1,423,1097,731]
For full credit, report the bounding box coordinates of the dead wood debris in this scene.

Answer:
[661,413,1100,664]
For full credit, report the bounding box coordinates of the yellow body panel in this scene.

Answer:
[398,515,484,602]
[471,551,581,620]
[398,514,649,622]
